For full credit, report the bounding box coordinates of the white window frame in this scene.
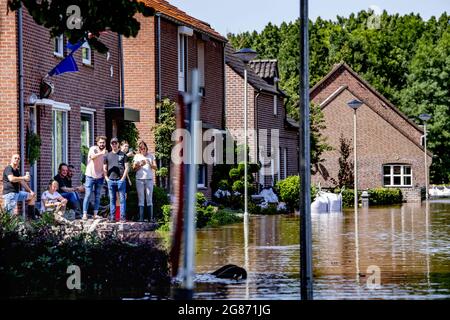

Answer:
[197,40,205,95]
[198,164,206,188]
[52,102,70,176]
[383,164,413,187]
[80,108,95,147]
[277,147,281,181]
[178,33,187,92]
[54,34,64,57]
[82,41,92,65]
[273,95,278,116]
[178,26,193,92]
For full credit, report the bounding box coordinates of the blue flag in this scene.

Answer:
[48,54,79,76]
[66,40,83,53]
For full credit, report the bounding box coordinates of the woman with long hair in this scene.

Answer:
[133,140,157,221]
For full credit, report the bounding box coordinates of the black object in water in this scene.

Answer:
[211,264,247,280]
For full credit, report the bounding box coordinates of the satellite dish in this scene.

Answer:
[27,93,38,105]
[40,78,54,99]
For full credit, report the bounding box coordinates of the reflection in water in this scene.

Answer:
[194,201,450,300]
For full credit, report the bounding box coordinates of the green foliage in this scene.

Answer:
[331,134,354,188]
[207,208,242,228]
[276,176,300,211]
[196,205,215,229]
[229,12,450,183]
[156,167,169,178]
[310,103,332,172]
[0,214,170,298]
[26,129,41,165]
[157,205,172,232]
[7,0,155,53]
[368,188,403,205]
[153,98,176,164]
[118,122,139,151]
[152,186,170,221]
[338,188,402,207]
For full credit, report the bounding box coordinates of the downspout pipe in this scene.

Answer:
[18,8,25,218]
[118,34,125,108]
[157,14,162,105]
[255,91,261,191]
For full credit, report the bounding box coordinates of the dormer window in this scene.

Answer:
[82,42,91,65]
[54,35,64,57]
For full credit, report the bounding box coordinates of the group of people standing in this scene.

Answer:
[2,136,157,223]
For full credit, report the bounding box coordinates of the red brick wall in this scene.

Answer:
[225,64,299,189]
[0,5,120,197]
[0,2,20,198]
[123,14,157,153]
[311,68,432,190]
[123,16,225,198]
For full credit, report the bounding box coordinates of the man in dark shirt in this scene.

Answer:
[2,154,36,217]
[104,137,129,222]
[54,163,82,214]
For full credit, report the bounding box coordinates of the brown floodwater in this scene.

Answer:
[193,200,450,300]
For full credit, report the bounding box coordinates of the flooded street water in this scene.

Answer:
[193,200,450,299]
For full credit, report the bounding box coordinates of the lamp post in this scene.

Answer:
[233,48,258,217]
[419,113,432,200]
[347,99,363,211]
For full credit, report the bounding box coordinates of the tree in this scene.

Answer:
[310,103,332,174]
[7,0,155,53]
[399,31,450,183]
[153,98,176,188]
[331,134,354,188]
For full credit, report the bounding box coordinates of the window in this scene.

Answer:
[383,164,412,187]
[54,34,64,57]
[197,40,205,95]
[82,41,91,65]
[273,96,278,115]
[81,111,94,171]
[277,147,281,181]
[52,109,68,176]
[28,106,38,192]
[178,33,187,92]
[198,164,207,188]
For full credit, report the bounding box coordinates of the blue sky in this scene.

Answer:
[170,0,450,35]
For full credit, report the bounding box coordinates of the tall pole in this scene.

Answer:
[299,0,313,300]
[244,68,248,217]
[353,109,358,212]
[424,122,429,200]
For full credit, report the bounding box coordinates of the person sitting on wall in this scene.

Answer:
[2,154,36,218]
[41,180,68,217]
[68,164,85,194]
[53,163,82,215]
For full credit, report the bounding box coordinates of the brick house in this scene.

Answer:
[0,0,121,200]
[310,63,432,201]
[225,44,299,189]
[122,0,227,197]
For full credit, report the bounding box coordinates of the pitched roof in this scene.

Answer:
[311,62,424,134]
[248,59,279,80]
[311,62,432,156]
[142,0,227,42]
[225,43,280,95]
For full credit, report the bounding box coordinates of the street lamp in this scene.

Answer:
[233,48,258,217]
[419,113,432,200]
[347,99,363,211]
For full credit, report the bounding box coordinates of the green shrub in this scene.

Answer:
[0,219,170,299]
[153,186,170,220]
[196,205,216,228]
[207,208,242,228]
[157,205,172,232]
[276,176,300,211]
[369,188,402,205]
